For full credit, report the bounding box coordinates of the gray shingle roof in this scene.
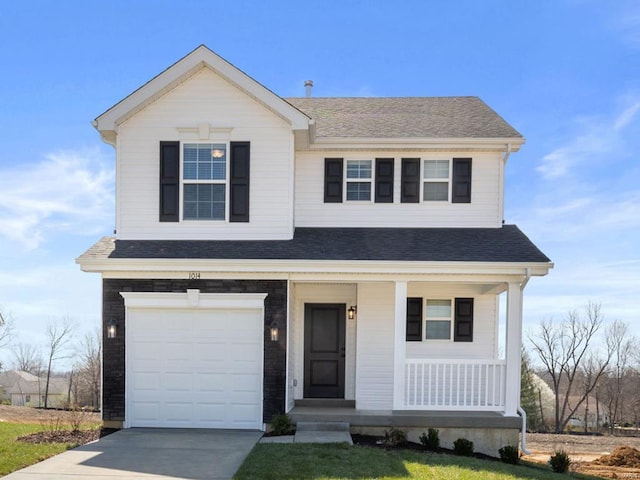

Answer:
[82,226,549,263]
[285,97,522,139]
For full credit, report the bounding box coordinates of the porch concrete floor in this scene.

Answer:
[289,406,521,429]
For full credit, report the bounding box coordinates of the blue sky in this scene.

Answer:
[0,1,638,369]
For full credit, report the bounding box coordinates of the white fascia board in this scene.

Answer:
[306,137,525,151]
[94,45,310,133]
[78,257,553,278]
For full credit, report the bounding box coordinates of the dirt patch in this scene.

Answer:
[0,405,100,424]
[525,434,640,479]
[593,447,640,467]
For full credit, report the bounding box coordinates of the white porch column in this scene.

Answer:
[504,281,523,416]
[393,281,407,410]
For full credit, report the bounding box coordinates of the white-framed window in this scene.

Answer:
[346,160,372,201]
[425,299,452,340]
[423,159,450,201]
[182,143,227,220]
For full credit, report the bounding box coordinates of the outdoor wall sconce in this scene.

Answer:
[348,306,357,320]
[106,318,118,339]
[270,321,279,342]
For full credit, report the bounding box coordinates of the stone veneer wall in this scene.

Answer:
[102,279,287,427]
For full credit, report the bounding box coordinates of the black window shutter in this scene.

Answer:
[452,158,472,203]
[375,158,394,203]
[406,297,423,341]
[454,298,474,342]
[230,141,250,222]
[159,141,180,222]
[401,158,420,203]
[324,158,343,203]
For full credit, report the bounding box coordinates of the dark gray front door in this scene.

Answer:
[304,303,346,398]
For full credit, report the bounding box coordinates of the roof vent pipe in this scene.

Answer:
[304,80,314,98]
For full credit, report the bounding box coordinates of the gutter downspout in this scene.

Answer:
[519,267,532,455]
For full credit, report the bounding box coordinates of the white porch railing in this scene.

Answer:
[404,359,506,411]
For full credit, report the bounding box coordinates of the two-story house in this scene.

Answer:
[77,45,552,455]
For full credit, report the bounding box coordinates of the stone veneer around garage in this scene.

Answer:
[102,278,287,429]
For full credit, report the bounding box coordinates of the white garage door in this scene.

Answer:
[127,307,263,429]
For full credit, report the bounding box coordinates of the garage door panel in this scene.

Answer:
[128,306,263,429]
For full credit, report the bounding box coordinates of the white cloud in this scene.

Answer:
[0,148,114,250]
[536,98,640,180]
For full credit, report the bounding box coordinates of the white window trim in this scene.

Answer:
[422,158,452,203]
[424,297,454,341]
[180,142,230,222]
[344,159,373,202]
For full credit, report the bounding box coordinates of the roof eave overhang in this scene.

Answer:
[93,45,311,140]
[305,136,525,151]
[76,257,553,278]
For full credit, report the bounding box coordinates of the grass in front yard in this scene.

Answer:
[0,423,87,476]
[234,443,598,480]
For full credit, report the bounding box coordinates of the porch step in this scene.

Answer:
[295,421,350,432]
[295,399,355,408]
[294,421,353,444]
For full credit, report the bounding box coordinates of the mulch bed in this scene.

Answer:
[351,434,500,462]
[17,428,119,446]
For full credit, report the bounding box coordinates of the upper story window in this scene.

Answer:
[423,160,450,201]
[183,143,227,220]
[346,160,372,201]
[425,299,452,340]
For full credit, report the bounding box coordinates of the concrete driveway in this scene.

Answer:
[4,428,262,480]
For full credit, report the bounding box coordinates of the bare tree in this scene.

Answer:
[12,343,43,375]
[528,302,612,432]
[601,320,636,431]
[73,329,101,409]
[43,317,74,408]
[0,308,15,370]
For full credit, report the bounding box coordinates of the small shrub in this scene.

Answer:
[549,449,571,473]
[66,405,88,433]
[269,413,294,435]
[419,428,440,450]
[382,427,407,447]
[453,437,474,456]
[498,445,520,464]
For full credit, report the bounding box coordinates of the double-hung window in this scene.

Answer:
[425,299,452,340]
[183,143,227,220]
[346,160,372,201]
[423,160,450,201]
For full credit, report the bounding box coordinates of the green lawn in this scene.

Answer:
[0,423,89,476]
[234,443,596,480]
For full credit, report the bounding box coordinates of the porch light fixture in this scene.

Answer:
[270,321,279,342]
[106,318,118,339]
[348,306,357,320]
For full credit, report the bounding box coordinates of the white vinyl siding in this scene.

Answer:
[355,282,395,410]
[295,151,503,228]
[115,68,294,240]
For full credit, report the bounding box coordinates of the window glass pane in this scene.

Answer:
[346,182,371,201]
[423,182,449,201]
[183,144,226,180]
[426,299,451,318]
[347,160,372,179]
[425,320,451,340]
[183,184,225,220]
[424,160,449,179]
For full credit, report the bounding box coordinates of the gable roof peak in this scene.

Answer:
[94,44,311,145]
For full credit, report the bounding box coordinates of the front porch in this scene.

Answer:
[288,400,521,456]
[286,279,527,417]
